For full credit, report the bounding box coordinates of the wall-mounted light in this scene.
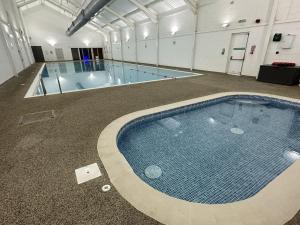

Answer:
[171,26,178,36]
[113,36,118,43]
[143,31,149,40]
[47,39,57,47]
[126,34,130,42]
[3,24,9,34]
[83,39,90,46]
[222,23,230,28]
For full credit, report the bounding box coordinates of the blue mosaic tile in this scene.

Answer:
[117,95,300,204]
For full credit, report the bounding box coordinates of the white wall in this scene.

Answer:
[121,27,136,62]
[0,27,14,84]
[103,37,112,60]
[159,10,195,68]
[0,0,34,85]
[194,30,231,73]
[265,0,300,65]
[23,5,104,61]
[193,0,272,76]
[105,0,300,78]
[136,21,158,65]
[194,26,267,76]
[111,31,122,61]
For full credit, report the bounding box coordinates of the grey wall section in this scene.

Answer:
[0,24,14,84]
[0,0,33,85]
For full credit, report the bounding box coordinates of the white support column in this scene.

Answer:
[191,10,199,70]
[109,31,114,60]
[20,30,31,66]
[14,1,33,65]
[134,24,138,63]
[120,30,124,61]
[77,48,81,61]
[258,0,279,77]
[0,24,17,76]
[156,22,159,67]
[6,11,25,70]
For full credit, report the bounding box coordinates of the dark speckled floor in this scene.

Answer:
[0,63,299,225]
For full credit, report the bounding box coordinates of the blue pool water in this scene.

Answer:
[35,60,195,96]
[117,95,300,204]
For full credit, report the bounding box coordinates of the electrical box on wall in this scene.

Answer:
[273,33,282,42]
[250,45,256,55]
[280,34,296,49]
[221,48,225,55]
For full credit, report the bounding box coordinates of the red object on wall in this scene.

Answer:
[272,62,296,67]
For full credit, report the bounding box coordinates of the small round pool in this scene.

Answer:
[117,95,300,204]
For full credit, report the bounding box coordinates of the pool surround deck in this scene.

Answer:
[1,62,300,224]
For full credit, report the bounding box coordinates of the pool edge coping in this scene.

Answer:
[97,92,300,225]
[24,63,46,98]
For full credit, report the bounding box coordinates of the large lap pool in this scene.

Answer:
[117,95,300,204]
[26,60,198,97]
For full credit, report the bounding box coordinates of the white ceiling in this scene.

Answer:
[16,0,193,34]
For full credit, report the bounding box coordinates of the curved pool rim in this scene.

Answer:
[97,92,300,225]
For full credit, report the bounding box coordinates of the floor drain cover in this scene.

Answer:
[75,163,102,184]
[230,127,244,135]
[102,184,111,192]
[19,110,55,126]
[145,165,162,179]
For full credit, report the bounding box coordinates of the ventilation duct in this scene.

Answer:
[66,0,111,36]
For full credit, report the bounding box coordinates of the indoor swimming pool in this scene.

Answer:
[117,95,300,204]
[26,60,198,97]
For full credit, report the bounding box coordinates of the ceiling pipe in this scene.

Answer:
[66,0,111,36]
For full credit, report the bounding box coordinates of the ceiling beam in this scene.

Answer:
[184,0,198,15]
[128,0,157,23]
[89,21,108,37]
[104,6,134,28]
[46,0,76,16]
[62,0,80,12]
[17,0,40,8]
[105,0,161,27]
[95,15,119,30]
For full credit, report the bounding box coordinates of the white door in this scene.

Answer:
[227,33,249,75]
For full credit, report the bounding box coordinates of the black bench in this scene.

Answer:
[257,65,300,86]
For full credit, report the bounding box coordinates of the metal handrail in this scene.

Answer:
[40,76,47,96]
[56,74,63,94]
